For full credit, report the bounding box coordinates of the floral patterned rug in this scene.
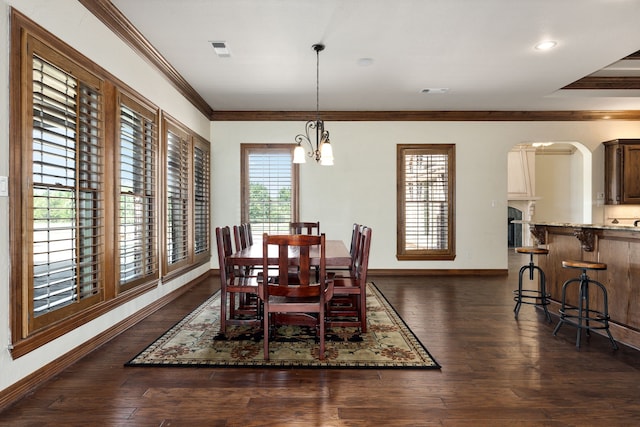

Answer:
[126,283,440,369]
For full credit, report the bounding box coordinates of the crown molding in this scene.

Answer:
[78,0,213,117]
[210,110,640,121]
[80,1,640,123]
[562,77,640,90]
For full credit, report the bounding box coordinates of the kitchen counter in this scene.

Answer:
[528,221,640,231]
[527,222,640,350]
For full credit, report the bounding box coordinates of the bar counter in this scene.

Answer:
[528,222,640,350]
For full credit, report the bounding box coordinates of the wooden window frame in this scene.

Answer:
[161,114,211,279]
[240,144,299,234]
[9,11,209,358]
[116,91,160,293]
[162,115,193,276]
[397,144,456,260]
[193,134,211,264]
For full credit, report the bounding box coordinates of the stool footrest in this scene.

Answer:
[512,289,550,305]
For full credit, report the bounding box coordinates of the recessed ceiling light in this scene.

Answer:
[535,40,557,51]
[210,41,231,57]
[421,88,449,94]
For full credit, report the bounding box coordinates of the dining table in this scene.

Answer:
[226,238,352,269]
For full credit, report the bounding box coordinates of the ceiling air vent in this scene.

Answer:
[210,41,230,57]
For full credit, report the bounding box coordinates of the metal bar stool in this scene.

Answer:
[552,260,618,350]
[513,247,552,322]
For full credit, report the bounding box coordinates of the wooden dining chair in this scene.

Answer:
[327,226,372,332]
[259,233,334,360]
[329,223,361,273]
[233,224,248,251]
[289,221,320,235]
[215,226,261,336]
[244,223,253,246]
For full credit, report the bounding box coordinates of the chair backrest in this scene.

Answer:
[245,223,253,246]
[348,223,362,272]
[233,224,248,251]
[353,226,372,283]
[215,226,234,284]
[262,233,326,298]
[349,223,360,258]
[289,221,320,235]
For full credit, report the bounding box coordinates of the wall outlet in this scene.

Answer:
[0,176,8,197]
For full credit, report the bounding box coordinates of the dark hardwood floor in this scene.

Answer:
[2,252,640,426]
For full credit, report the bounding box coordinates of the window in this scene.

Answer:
[163,117,191,273]
[397,144,456,260]
[28,40,105,331]
[193,135,211,259]
[117,94,159,291]
[10,12,210,357]
[241,144,299,234]
[162,116,211,276]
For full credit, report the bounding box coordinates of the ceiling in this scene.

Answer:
[107,0,640,113]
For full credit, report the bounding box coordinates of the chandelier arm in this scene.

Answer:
[295,120,320,159]
[293,43,331,165]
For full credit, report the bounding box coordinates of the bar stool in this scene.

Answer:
[513,247,551,322]
[552,260,618,350]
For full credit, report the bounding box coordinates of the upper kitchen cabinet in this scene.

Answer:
[604,139,640,205]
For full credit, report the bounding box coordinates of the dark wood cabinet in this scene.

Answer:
[604,139,640,205]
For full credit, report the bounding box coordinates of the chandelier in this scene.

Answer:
[293,44,334,166]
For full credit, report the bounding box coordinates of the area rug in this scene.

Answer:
[126,283,440,369]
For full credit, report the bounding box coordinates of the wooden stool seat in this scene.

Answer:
[516,247,549,256]
[513,246,551,322]
[553,260,617,350]
[561,260,606,270]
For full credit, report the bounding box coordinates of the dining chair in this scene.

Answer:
[329,223,361,273]
[327,226,372,332]
[215,226,261,336]
[289,221,320,235]
[245,223,253,246]
[233,223,248,251]
[259,233,334,360]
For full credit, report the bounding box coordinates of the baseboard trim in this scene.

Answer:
[0,271,212,412]
[369,269,508,276]
[211,268,508,277]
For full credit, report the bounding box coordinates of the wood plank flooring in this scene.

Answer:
[2,252,640,426]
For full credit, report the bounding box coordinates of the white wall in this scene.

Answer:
[0,0,211,394]
[535,150,584,223]
[211,120,640,270]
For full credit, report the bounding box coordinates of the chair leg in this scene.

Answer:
[220,289,227,335]
[359,292,367,333]
[263,310,270,360]
[319,307,325,360]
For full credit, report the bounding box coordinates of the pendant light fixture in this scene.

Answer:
[293,43,334,166]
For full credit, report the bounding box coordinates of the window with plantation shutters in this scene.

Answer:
[193,137,210,257]
[397,144,456,260]
[11,14,212,356]
[241,144,299,235]
[164,119,191,270]
[30,45,104,328]
[117,95,158,290]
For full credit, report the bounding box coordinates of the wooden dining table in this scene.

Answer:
[227,239,351,268]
